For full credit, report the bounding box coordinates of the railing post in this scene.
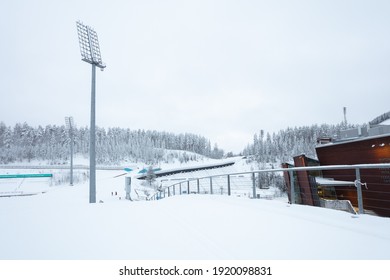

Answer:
[252,172,256,198]
[355,168,364,214]
[197,179,200,194]
[289,170,295,204]
[173,185,176,196]
[187,181,190,194]
[227,175,231,196]
[179,183,182,195]
[210,177,213,194]
[168,187,171,197]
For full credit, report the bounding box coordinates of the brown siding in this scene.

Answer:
[316,135,390,217]
[294,155,315,206]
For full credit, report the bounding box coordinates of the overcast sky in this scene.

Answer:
[1,0,389,153]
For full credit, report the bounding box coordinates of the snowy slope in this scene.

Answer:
[0,169,389,260]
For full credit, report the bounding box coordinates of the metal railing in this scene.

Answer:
[149,163,390,216]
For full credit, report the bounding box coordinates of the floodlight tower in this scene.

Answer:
[76,21,106,203]
[65,116,75,186]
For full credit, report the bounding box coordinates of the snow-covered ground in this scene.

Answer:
[0,167,389,260]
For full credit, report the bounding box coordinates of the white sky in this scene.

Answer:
[1,0,389,153]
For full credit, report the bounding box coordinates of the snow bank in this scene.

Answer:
[0,170,389,260]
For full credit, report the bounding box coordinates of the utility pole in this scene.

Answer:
[65,116,74,186]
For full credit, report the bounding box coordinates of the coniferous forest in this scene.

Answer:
[0,122,223,165]
[0,121,354,165]
[243,122,354,163]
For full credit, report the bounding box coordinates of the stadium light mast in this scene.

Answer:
[65,116,75,186]
[76,21,106,203]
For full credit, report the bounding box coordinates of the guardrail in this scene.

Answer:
[149,163,390,216]
[0,165,124,170]
[0,174,53,179]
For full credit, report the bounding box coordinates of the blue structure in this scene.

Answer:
[138,168,162,174]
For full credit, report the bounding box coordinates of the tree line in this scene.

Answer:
[241,122,356,193]
[0,121,356,166]
[0,122,224,165]
[243,123,355,163]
